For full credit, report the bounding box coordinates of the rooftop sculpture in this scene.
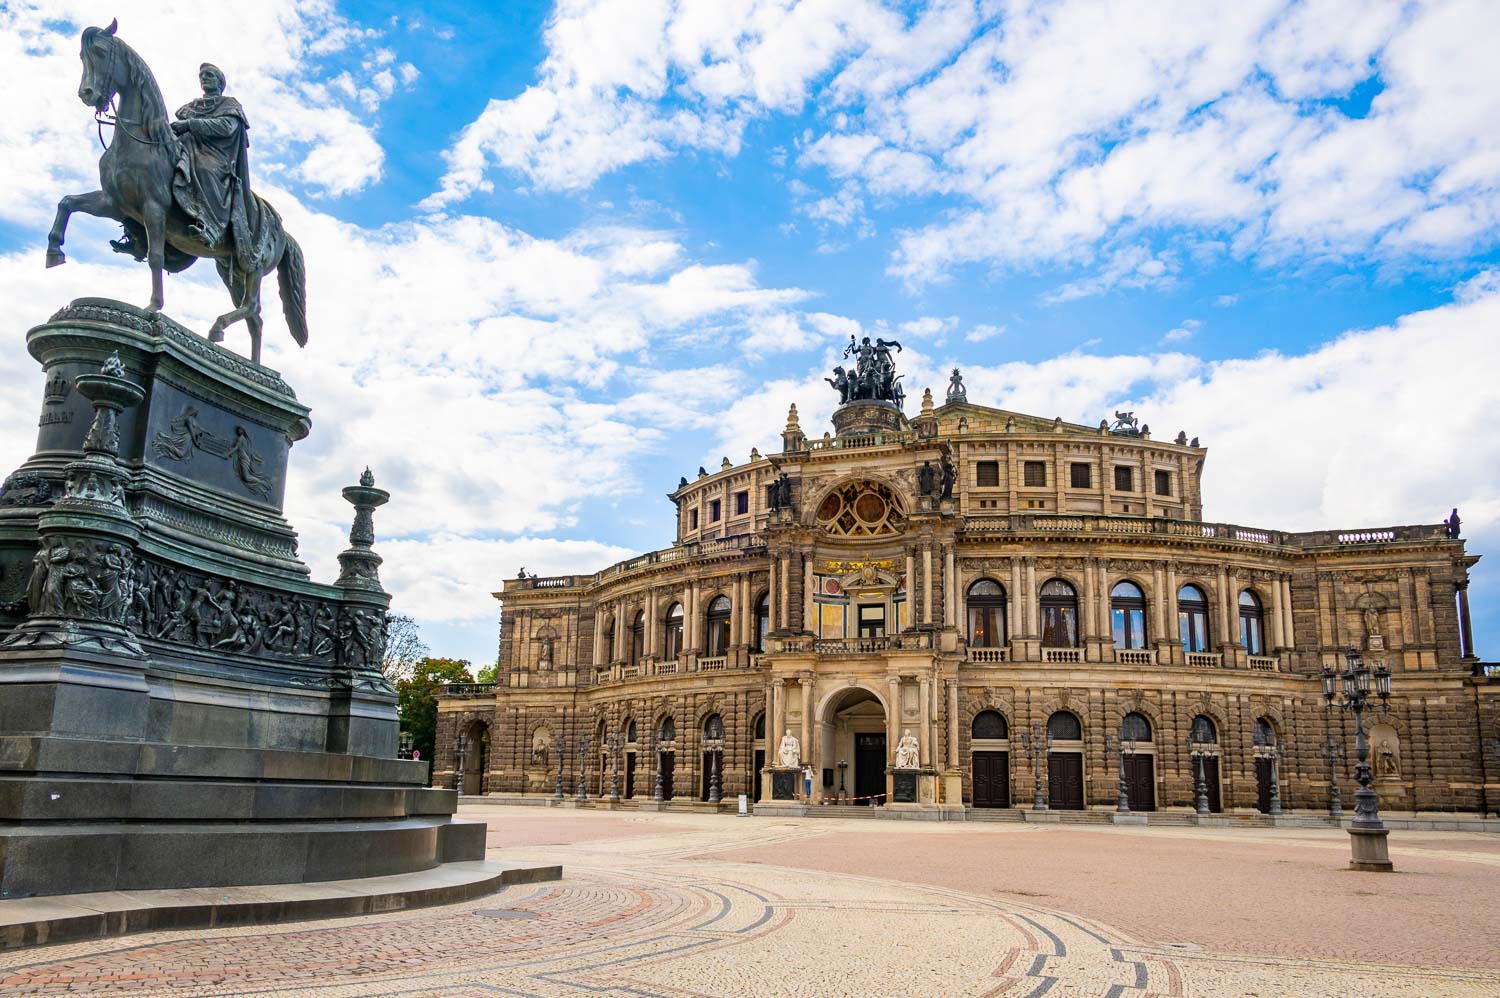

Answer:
[828,335,905,408]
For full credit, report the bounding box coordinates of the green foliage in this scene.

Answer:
[396,657,472,778]
[475,661,498,684]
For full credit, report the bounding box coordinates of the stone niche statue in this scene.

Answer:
[531,726,553,767]
[894,730,920,770]
[776,729,801,767]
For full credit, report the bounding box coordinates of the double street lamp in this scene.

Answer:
[1319,735,1345,819]
[1188,727,1214,816]
[1322,648,1394,871]
[1019,724,1050,810]
[1105,730,1136,814]
[576,732,590,803]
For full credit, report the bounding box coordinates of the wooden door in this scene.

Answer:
[855,733,886,803]
[1255,757,1273,813]
[624,752,636,799]
[661,751,675,800]
[972,751,1011,808]
[1203,756,1221,813]
[1048,752,1084,809]
[753,749,764,802]
[1124,754,1156,812]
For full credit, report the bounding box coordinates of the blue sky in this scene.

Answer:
[1,1,1497,667]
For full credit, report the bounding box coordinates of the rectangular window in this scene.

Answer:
[1114,466,1135,492]
[1070,462,1091,489]
[689,509,699,529]
[1154,470,1171,496]
[1023,461,1046,487]
[858,604,886,639]
[710,499,721,522]
[976,461,1000,487]
[735,490,749,515]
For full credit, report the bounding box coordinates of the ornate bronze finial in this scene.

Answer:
[360,466,374,487]
[100,351,126,377]
[336,470,390,590]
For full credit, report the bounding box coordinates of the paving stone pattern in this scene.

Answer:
[1,806,1497,996]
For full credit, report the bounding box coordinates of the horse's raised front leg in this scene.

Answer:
[141,199,167,312]
[209,267,264,363]
[46,191,122,268]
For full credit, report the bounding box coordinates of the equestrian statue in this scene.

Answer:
[46,20,307,366]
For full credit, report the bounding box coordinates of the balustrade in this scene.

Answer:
[1114,649,1153,665]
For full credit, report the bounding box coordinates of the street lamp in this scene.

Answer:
[576,732,590,803]
[1105,730,1136,813]
[1322,648,1394,872]
[1251,727,1282,816]
[1188,727,1213,816]
[453,733,466,793]
[1020,723,1050,810]
[1319,735,1345,819]
[837,759,848,802]
[553,732,565,800]
[606,731,622,803]
[706,734,725,804]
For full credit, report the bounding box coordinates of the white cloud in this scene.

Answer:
[1214,294,1240,307]
[424,1,1500,294]
[1161,318,1202,343]
[966,323,1004,343]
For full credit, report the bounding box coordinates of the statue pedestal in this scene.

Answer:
[1348,827,1394,872]
[770,767,801,801]
[0,301,485,899]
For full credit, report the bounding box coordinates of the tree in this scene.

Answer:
[382,613,428,682]
[396,657,472,780]
[476,660,498,684]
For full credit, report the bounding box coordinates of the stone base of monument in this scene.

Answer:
[0,301,491,898]
[0,857,561,951]
[1348,826,1394,872]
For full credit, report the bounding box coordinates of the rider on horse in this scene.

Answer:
[112,63,257,266]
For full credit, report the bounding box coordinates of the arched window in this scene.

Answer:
[1110,581,1148,650]
[1190,714,1217,744]
[1121,711,1152,742]
[971,710,1008,740]
[625,719,637,744]
[753,712,766,740]
[1040,579,1079,648]
[967,580,1008,648]
[754,592,770,652]
[663,602,684,659]
[659,716,676,744]
[1178,584,1211,652]
[1254,717,1276,745]
[628,610,644,665]
[1047,710,1082,741]
[703,713,725,740]
[705,595,732,656]
[1239,590,1265,655]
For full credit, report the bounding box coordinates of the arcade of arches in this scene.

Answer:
[436,384,1491,815]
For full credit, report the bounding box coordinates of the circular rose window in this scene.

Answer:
[815,480,905,537]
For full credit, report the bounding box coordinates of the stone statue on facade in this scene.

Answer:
[531,727,552,767]
[46,21,308,365]
[777,730,801,767]
[769,473,793,511]
[946,368,967,404]
[918,461,936,496]
[1363,606,1381,645]
[1446,508,1462,539]
[1109,411,1142,436]
[895,730,920,769]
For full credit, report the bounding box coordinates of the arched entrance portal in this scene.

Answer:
[460,720,489,796]
[820,687,889,805]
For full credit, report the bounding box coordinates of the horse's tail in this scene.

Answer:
[277,233,308,347]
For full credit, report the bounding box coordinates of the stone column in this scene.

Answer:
[944,546,956,628]
[801,677,814,772]
[646,589,658,657]
[767,557,778,632]
[1459,580,1476,659]
[922,544,934,625]
[1268,577,1285,650]
[905,549,917,630]
[1025,558,1038,636]
[779,554,791,632]
[887,676,902,766]
[687,580,700,653]
[918,676,931,767]
[1009,558,1022,641]
[771,678,786,747]
[1216,565,1232,648]
[1082,558,1097,643]
[1166,564,1179,649]
[592,608,604,665]
[1152,562,1168,641]
[803,554,816,636]
[948,680,960,769]
[1284,576,1296,654]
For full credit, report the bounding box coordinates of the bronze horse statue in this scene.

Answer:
[46,20,307,365]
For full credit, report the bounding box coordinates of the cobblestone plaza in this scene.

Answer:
[3,804,1498,995]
